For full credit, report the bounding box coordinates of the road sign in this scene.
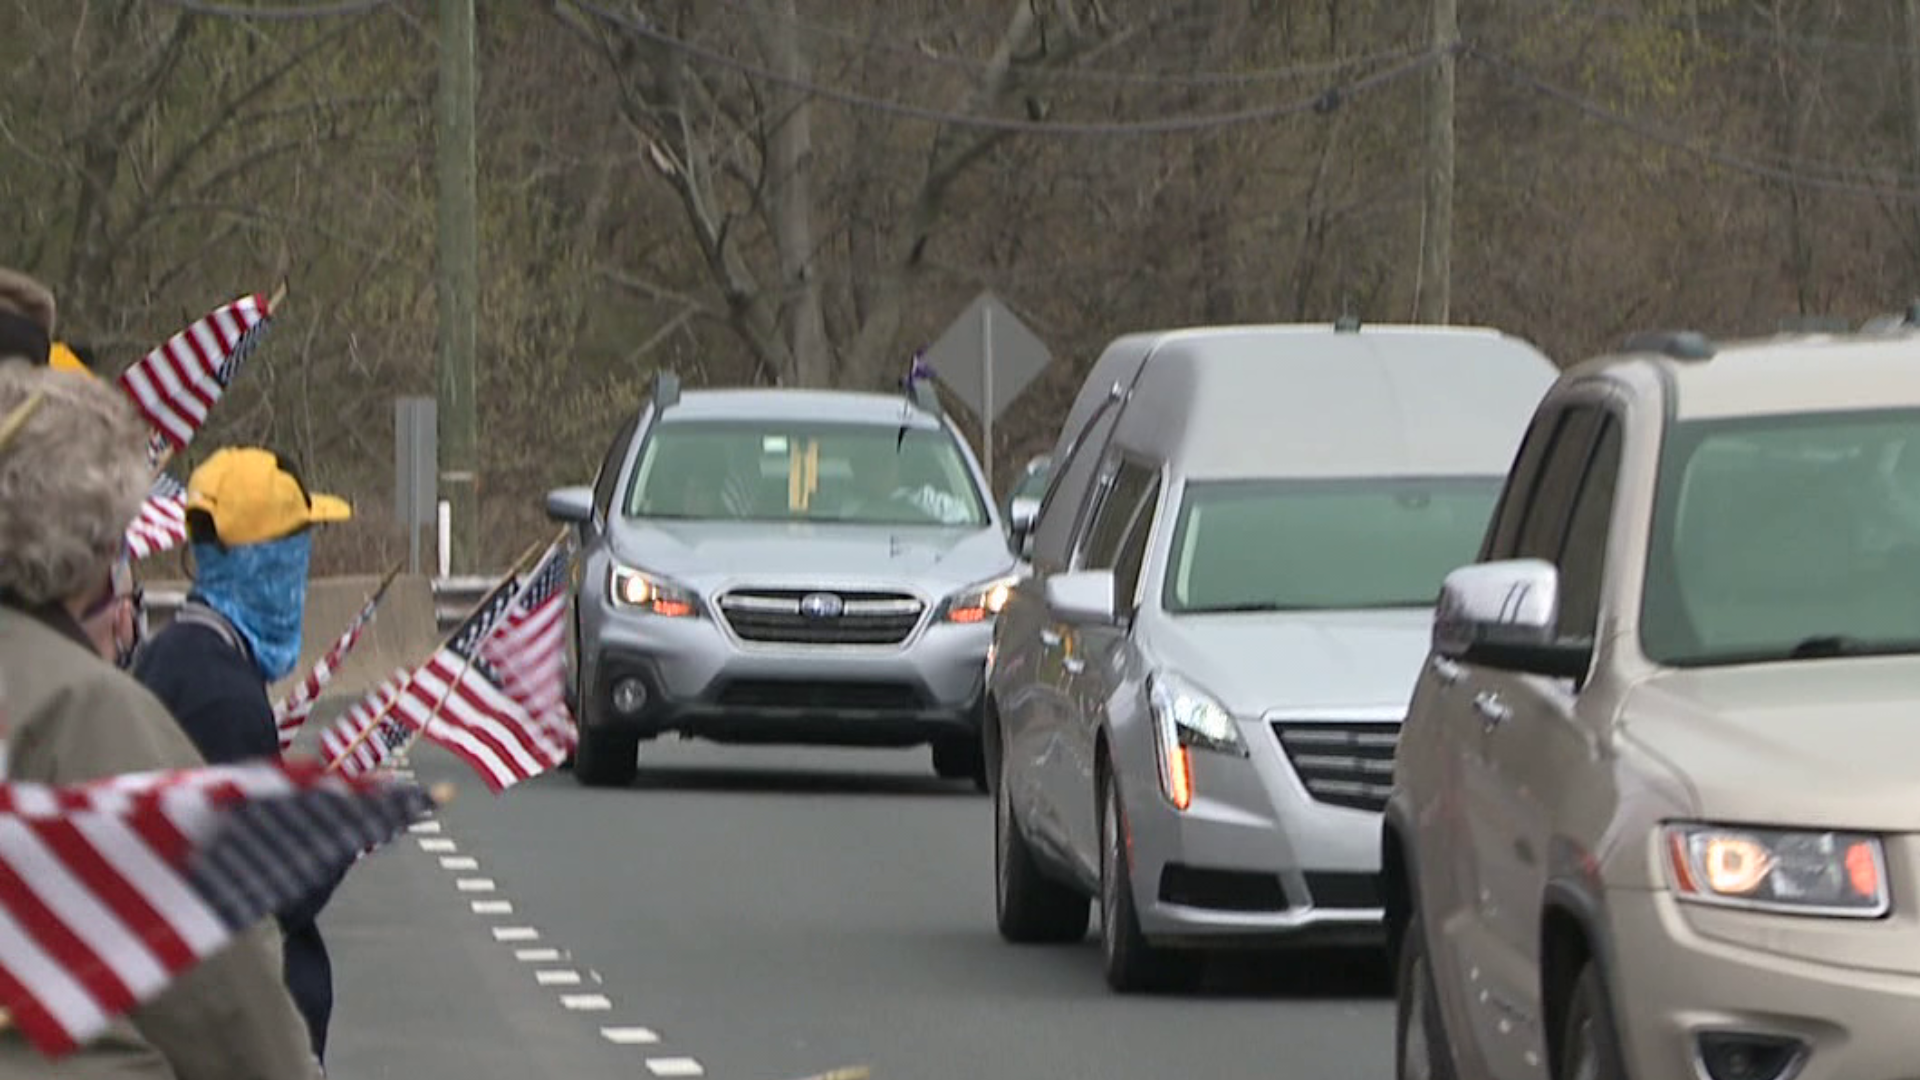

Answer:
[395,397,437,574]
[920,291,1052,494]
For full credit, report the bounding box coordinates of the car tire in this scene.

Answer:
[1559,962,1627,1080]
[572,725,640,788]
[932,736,987,792]
[992,721,1091,944]
[1394,913,1457,1080]
[1099,769,1205,994]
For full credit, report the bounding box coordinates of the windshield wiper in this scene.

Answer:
[1180,602,1317,614]
[1783,635,1920,660]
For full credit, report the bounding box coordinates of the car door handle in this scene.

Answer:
[1473,691,1511,726]
[1430,655,1464,686]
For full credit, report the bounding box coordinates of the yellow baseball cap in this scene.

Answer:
[47,342,91,377]
[186,447,352,546]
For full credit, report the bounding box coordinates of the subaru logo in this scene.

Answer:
[799,592,844,619]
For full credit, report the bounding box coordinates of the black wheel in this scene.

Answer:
[1098,770,1205,993]
[932,735,987,792]
[991,718,1090,943]
[1559,962,1626,1080]
[572,724,639,788]
[1394,913,1457,1080]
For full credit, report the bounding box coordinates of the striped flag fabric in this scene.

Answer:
[116,294,273,454]
[317,670,413,779]
[398,544,576,793]
[123,474,189,562]
[274,573,399,752]
[479,544,571,728]
[0,756,432,1059]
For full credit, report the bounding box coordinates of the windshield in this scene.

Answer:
[622,419,987,527]
[1163,477,1503,613]
[1642,409,1920,667]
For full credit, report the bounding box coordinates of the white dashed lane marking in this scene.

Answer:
[600,1027,660,1045]
[424,823,705,1077]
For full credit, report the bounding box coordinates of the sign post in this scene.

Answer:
[394,397,438,575]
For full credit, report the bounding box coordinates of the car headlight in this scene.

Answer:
[936,575,1019,624]
[1663,823,1889,918]
[1146,672,1247,811]
[608,566,700,618]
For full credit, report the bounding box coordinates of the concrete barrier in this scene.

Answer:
[141,574,443,704]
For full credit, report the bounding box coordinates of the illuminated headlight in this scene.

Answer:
[937,575,1018,624]
[1146,672,1247,811]
[1664,824,1889,918]
[608,566,700,618]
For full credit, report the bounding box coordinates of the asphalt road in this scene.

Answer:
[318,735,1393,1080]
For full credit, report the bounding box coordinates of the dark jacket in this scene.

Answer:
[0,597,320,1080]
[133,600,343,1065]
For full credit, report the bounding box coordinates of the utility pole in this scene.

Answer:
[435,0,479,574]
[1417,0,1457,324]
[1905,0,1920,277]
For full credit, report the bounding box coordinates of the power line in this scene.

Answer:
[1468,47,1920,202]
[572,0,1448,136]
[686,0,1432,88]
[152,0,394,18]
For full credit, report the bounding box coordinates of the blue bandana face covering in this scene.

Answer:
[189,531,312,681]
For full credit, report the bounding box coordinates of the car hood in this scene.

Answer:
[1142,609,1434,718]
[1624,655,1920,829]
[607,518,1017,595]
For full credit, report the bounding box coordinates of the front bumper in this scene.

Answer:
[1111,713,1390,949]
[581,609,990,747]
[1608,887,1920,1080]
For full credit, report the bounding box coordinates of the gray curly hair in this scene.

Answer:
[0,364,149,607]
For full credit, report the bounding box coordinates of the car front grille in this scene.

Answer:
[717,588,925,646]
[712,679,926,712]
[1270,720,1401,813]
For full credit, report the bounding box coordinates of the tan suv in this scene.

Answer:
[1383,325,1920,1080]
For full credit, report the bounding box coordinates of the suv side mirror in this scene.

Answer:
[1007,496,1040,557]
[1045,569,1116,626]
[1433,559,1591,680]
[545,485,594,525]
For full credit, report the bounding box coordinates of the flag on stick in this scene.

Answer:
[0,756,432,1059]
[316,670,415,779]
[116,290,277,457]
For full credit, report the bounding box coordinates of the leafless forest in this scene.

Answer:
[6,0,1919,572]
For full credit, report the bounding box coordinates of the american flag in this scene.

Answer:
[0,756,431,1059]
[399,543,577,793]
[123,473,188,563]
[317,670,413,779]
[274,572,399,753]
[116,294,273,454]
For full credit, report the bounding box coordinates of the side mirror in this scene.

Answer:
[1432,558,1591,679]
[1045,569,1116,626]
[1006,495,1040,556]
[545,485,594,525]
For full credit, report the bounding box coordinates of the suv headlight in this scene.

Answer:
[1663,823,1889,918]
[936,575,1018,624]
[1146,672,1247,811]
[608,566,700,618]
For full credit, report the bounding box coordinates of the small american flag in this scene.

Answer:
[399,543,577,792]
[274,571,399,752]
[116,294,273,453]
[317,670,413,779]
[123,473,188,563]
[0,756,431,1059]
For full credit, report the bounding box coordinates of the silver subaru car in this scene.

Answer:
[987,322,1557,991]
[545,375,1019,789]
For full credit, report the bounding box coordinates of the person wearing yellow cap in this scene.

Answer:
[48,341,97,376]
[131,446,352,1073]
